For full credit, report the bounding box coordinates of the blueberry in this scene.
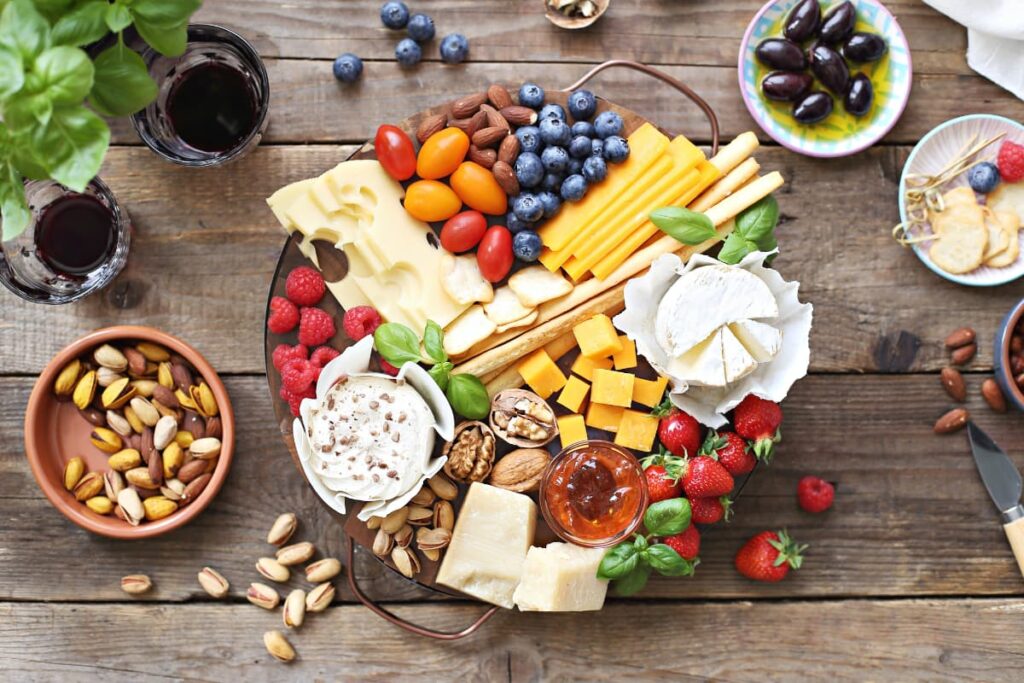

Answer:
[539,103,566,121]
[439,33,469,63]
[568,89,597,120]
[590,138,604,158]
[603,135,630,163]
[568,135,592,159]
[968,162,1001,194]
[395,38,422,66]
[518,83,545,109]
[506,211,532,234]
[514,152,544,188]
[537,191,562,218]
[593,111,624,139]
[541,145,570,173]
[539,118,571,147]
[332,53,363,83]
[407,13,435,42]
[513,193,544,222]
[561,174,588,202]
[380,1,410,29]
[567,157,583,176]
[571,120,595,138]
[541,172,564,193]
[513,230,543,262]
[515,126,542,154]
[582,155,608,184]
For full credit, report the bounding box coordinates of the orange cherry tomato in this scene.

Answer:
[404,180,463,222]
[416,128,470,179]
[449,161,508,216]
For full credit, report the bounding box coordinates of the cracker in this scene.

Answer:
[988,181,1024,219]
[982,209,1011,261]
[928,186,980,225]
[440,253,494,305]
[482,286,535,326]
[929,217,987,274]
[508,266,573,308]
[985,210,1021,268]
[930,202,984,234]
[495,310,539,333]
[443,305,497,357]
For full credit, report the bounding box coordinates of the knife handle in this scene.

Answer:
[1003,517,1024,579]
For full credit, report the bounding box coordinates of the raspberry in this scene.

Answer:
[267,296,299,334]
[997,141,1024,183]
[310,346,340,368]
[342,306,382,341]
[797,475,835,513]
[379,358,400,376]
[280,384,315,417]
[281,358,317,393]
[298,307,336,346]
[272,343,308,371]
[285,266,326,307]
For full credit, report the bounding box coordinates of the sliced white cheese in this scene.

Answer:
[440,253,494,306]
[728,320,782,363]
[436,483,537,609]
[512,543,608,612]
[655,265,779,357]
[508,266,573,308]
[721,324,758,384]
[443,305,496,357]
[666,328,727,387]
[483,286,535,326]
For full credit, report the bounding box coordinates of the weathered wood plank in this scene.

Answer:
[4,374,1024,603]
[2,599,1023,681]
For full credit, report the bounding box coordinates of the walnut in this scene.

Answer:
[489,389,558,448]
[442,421,496,482]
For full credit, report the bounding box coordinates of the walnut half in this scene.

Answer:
[442,421,496,482]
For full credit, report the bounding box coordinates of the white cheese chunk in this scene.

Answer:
[728,320,782,363]
[667,328,727,387]
[721,324,758,384]
[512,543,608,612]
[436,483,537,608]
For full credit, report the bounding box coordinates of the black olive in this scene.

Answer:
[755,38,807,71]
[783,0,821,42]
[810,44,850,95]
[844,73,873,116]
[761,71,814,102]
[793,91,834,124]
[842,32,888,62]
[820,1,856,44]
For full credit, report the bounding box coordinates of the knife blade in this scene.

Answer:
[967,422,1023,518]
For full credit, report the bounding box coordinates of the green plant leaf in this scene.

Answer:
[612,563,651,596]
[31,105,109,191]
[32,46,94,105]
[0,0,51,60]
[642,497,692,537]
[0,44,24,99]
[4,92,53,129]
[423,320,447,364]
[31,0,74,24]
[428,361,452,393]
[717,232,758,265]
[597,542,640,580]
[650,206,717,246]
[645,543,696,577]
[0,157,30,242]
[373,322,422,367]
[735,195,779,243]
[445,373,489,419]
[129,0,203,27]
[104,1,133,33]
[11,143,48,181]
[132,17,188,57]
[88,44,157,116]
[51,0,109,46]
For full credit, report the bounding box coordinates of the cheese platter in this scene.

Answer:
[262,60,812,638]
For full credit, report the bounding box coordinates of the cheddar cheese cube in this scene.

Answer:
[517,349,567,399]
[591,369,635,408]
[571,354,613,381]
[612,335,637,370]
[586,402,624,432]
[557,414,588,449]
[632,376,669,408]
[614,409,660,452]
[573,314,623,359]
[557,376,590,413]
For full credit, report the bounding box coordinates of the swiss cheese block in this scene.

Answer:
[436,483,537,608]
[557,375,590,413]
[586,402,624,432]
[612,335,637,370]
[614,409,660,451]
[517,349,567,399]
[591,369,635,407]
[573,314,623,359]
[571,354,613,381]
[557,414,588,449]
[632,376,668,408]
[512,543,609,612]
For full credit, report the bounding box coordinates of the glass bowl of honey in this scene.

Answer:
[539,440,648,548]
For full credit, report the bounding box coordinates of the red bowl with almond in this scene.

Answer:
[24,326,234,538]
[995,299,1024,412]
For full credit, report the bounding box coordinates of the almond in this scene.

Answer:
[479,104,509,132]
[500,105,539,126]
[487,84,513,110]
[416,113,447,143]
[944,327,976,349]
[940,367,966,402]
[451,92,487,118]
[472,126,507,149]
[982,378,1008,413]
[488,448,551,493]
[469,145,497,169]
[933,407,969,434]
[951,343,976,366]
[498,134,520,165]
[491,160,520,196]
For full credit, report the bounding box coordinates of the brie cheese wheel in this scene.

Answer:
[655,265,779,357]
[667,329,727,387]
[729,320,782,362]
[721,324,758,384]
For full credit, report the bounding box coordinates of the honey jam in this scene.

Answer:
[540,441,647,547]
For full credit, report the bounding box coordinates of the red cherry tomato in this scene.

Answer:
[374,124,416,181]
[476,225,514,282]
[440,210,488,253]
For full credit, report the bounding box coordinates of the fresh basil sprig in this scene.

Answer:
[650,206,717,245]
[718,195,780,265]
[372,320,490,420]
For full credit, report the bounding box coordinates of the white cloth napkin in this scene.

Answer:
[924,0,1024,101]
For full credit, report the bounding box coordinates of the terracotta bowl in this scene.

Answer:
[24,326,235,538]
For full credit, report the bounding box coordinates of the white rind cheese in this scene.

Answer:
[667,329,727,387]
[721,324,758,384]
[729,320,782,363]
[512,543,608,612]
[436,483,537,608]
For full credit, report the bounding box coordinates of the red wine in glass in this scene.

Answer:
[166,61,258,153]
[35,194,116,279]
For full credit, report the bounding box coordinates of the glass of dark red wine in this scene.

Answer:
[0,179,131,304]
[131,24,270,166]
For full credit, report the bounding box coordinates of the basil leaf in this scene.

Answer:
[129,0,203,28]
[33,0,75,23]
[645,543,695,577]
[133,17,188,57]
[373,322,421,367]
[613,564,651,596]
[33,46,94,105]
[735,195,779,243]
[643,498,692,537]
[52,1,110,47]
[0,158,30,242]
[89,45,157,117]
[445,373,489,420]
[105,2,134,33]
[0,0,51,61]
[633,533,648,552]
[597,542,639,580]
[650,206,717,246]
[717,232,757,265]
[428,361,452,392]
[423,320,447,365]
[31,105,109,192]
[0,45,24,99]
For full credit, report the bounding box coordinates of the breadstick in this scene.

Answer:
[709,131,758,176]
[690,157,760,213]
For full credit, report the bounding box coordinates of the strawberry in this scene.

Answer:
[656,408,702,457]
[733,394,783,461]
[639,452,685,503]
[680,456,734,498]
[735,530,806,582]
[701,431,756,476]
[690,495,732,525]
[797,475,835,513]
[663,524,700,561]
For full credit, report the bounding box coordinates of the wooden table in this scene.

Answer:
[4,1,1024,679]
